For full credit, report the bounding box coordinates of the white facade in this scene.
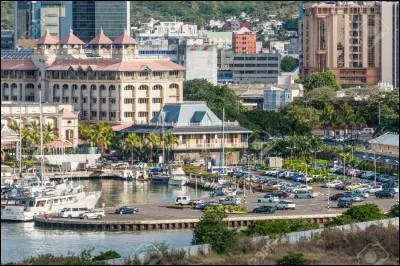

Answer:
[185,45,218,85]
[1,101,79,147]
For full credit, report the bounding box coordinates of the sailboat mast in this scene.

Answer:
[219,108,225,169]
[162,110,165,165]
[19,104,22,179]
[39,88,44,185]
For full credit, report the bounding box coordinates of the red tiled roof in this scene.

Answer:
[1,59,39,70]
[35,32,58,45]
[47,139,74,148]
[112,33,137,45]
[58,32,85,45]
[46,59,185,71]
[59,108,78,119]
[88,32,113,45]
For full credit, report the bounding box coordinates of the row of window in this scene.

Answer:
[123,98,163,104]
[234,57,279,61]
[49,84,179,91]
[124,112,151,118]
[233,64,279,67]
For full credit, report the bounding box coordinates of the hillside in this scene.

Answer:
[1,1,298,30]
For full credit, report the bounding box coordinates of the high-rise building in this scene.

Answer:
[301,2,382,87]
[381,1,399,88]
[232,27,256,54]
[72,1,130,43]
[1,30,15,50]
[14,1,34,47]
[298,3,306,67]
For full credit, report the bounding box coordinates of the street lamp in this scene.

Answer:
[371,152,381,187]
[310,149,317,168]
[378,101,382,125]
[286,146,296,170]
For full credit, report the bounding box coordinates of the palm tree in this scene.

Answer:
[95,123,115,154]
[321,104,336,136]
[199,149,211,170]
[43,123,58,154]
[164,132,179,161]
[125,133,142,165]
[144,133,161,162]
[26,120,40,147]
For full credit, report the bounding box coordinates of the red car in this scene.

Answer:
[329,193,345,201]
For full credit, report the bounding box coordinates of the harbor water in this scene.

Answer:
[1,180,210,264]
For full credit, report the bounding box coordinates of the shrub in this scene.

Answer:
[23,160,33,167]
[191,208,238,254]
[92,250,121,261]
[276,253,306,265]
[243,219,319,238]
[326,204,387,226]
[387,204,399,218]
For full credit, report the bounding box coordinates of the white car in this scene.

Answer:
[191,160,205,167]
[175,195,191,206]
[59,207,89,218]
[292,185,313,193]
[365,185,383,194]
[275,200,296,210]
[219,196,241,206]
[257,194,279,203]
[79,209,105,220]
[294,191,317,199]
[325,180,343,188]
[265,169,279,176]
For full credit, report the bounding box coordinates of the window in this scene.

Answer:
[25,96,34,102]
[153,71,162,77]
[138,112,148,117]
[152,98,162,104]
[91,98,97,103]
[139,71,148,77]
[90,111,97,117]
[169,83,179,89]
[100,112,106,117]
[124,112,133,117]
[100,98,106,103]
[153,85,163,90]
[72,97,78,103]
[169,70,179,76]
[124,98,134,104]
[125,71,134,77]
[82,98,87,103]
[109,98,116,104]
[138,85,149,90]
[109,112,116,118]
[152,111,158,117]
[109,85,116,91]
[138,98,148,104]
[124,85,134,90]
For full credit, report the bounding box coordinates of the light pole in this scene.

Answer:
[372,152,381,187]
[39,87,44,186]
[287,146,296,170]
[378,101,382,125]
[327,184,330,211]
[310,150,317,168]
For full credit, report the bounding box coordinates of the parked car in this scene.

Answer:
[361,128,374,134]
[375,190,395,199]
[252,206,276,214]
[329,193,345,201]
[114,206,139,214]
[345,183,363,191]
[363,185,383,194]
[343,192,363,202]
[337,198,353,208]
[294,191,317,199]
[218,196,241,206]
[325,180,343,188]
[79,209,105,220]
[257,194,279,203]
[265,169,280,176]
[194,201,221,210]
[336,182,352,190]
[190,160,205,167]
[275,200,296,210]
[381,187,399,194]
[271,191,290,199]
[59,207,88,218]
[291,185,313,193]
[175,196,191,206]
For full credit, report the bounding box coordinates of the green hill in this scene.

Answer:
[1,1,298,30]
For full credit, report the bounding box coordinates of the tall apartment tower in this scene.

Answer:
[381,1,399,88]
[72,1,130,43]
[232,27,256,54]
[301,2,382,87]
[14,1,35,47]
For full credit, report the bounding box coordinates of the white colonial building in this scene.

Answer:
[1,29,185,125]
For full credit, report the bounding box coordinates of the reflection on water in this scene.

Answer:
[1,180,208,264]
[80,179,210,206]
[1,222,192,264]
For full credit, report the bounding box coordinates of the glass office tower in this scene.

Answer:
[72,1,130,42]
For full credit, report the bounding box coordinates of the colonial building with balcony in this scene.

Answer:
[118,101,252,164]
[1,29,185,125]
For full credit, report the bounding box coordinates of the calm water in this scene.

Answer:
[1,180,209,264]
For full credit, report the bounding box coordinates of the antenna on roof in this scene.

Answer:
[70,27,73,34]
[100,27,103,34]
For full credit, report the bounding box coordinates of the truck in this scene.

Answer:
[218,196,241,206]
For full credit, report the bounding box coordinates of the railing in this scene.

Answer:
[148,121,240,127]
[173,142,248,150]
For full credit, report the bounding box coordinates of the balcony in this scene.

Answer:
[172,142,248,151]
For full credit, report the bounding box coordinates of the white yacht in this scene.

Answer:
[168,168,187,186]
[1,182,102,222]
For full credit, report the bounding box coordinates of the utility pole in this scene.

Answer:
[19,104,22,179]
[378,101,381,125]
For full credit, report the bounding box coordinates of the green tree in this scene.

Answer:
[281,56,299,72]
[284,104,321,129]
[164,132,179,161]
[303,71,341,91]
[327,204,387,226]
[94,123,115,153]
[124,133,142,164]
[191,208,238,254]
[387,204,399,218]
[144,132,161,162]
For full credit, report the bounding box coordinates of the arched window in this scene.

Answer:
[81,84,87,90]
[138,85,149,90]
[53,84,60,90]
[2,83,9,89]
[152,85,163,90]
[90,85,96,91]
[62,84,68,90]
[109,85,116,91]
[72,84,78,90]
[25,83,35,89]
[124,85,134,90]
[169,83,179,89]
[100,85,106,90]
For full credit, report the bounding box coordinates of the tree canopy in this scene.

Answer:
[281,56,299,72]
[302,71,341,91]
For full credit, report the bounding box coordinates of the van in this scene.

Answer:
[59,207,89,218]
[361,128,374,134]
[175,196,191,206]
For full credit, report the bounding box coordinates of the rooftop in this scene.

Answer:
[35,30,58,45]
[88,29,113,45]
[58,30,85,45]
[369,133,399,147]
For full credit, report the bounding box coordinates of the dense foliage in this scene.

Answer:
[243,219,319,238]
[276,253,307,265]
[326,204,387,226]
[191,208,238,254]
[302,71,341,91]
[281,56,299,72]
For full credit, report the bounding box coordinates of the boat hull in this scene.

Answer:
[168,178,187,186]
